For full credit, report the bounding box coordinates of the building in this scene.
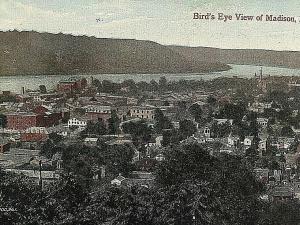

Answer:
[6,111,63,131]
[85,105,112,124]
[57,77,87,93]
[67,117,87,129]
[244,136,254,146]
[5,168,60,186]
[254,168,269,183]
[228,134,240,147]
[20,127,49,142]
[84,137,99,146]
[129,106,155,120]
[270,186,294,201]
[257,118,269,128]
[6,113,44,130]
[111,174,126,186]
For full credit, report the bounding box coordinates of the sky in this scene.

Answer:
[1,0,300,51]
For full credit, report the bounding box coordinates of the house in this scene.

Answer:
[248,102,272,113]
[123,171,155,188]
[219,145,236,154]
[278,137,295,150]
[244,136,254,146]
[5,168,60,186]
[254,168,269,183]
[258,135,268,151]
[192,132,208,144]
[270,186,294,201]
[134,158,157,171]
[196,126,211,138]
[227,134,240,147]
[155,153,165,162]
[111,171,155,188]
[291,181,300,199]
[269,170,282,182]
[67,117,87,129]
[257,118,268,128]
[145,136,163,148]
[84,137,99,146]
[214,119,233,125]
[172,121,180,129]
[111,174,126,186]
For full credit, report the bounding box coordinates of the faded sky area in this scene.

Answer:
[0,0,300,50]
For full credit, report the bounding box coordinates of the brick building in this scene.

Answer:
[6,113,44,130]
[85,105,112,125]
[21,127,49,142]
[6,111,63,131]
[57,77,87,93]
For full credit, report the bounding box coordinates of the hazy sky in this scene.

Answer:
[1,0,300,50]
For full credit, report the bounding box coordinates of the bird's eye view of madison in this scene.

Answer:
[1,0,300,224]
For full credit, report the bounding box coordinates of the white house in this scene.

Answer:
[244,136,254,146]
[155,153,165,162]
[111,174,126,186]
[67,118,87,129]
[228,134,240,147]
[84,137,99,146]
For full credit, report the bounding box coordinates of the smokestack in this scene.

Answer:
[260,67,263,80]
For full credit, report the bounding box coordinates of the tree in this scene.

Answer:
[122,120,153,144]
[189,103,203,123]
[150,80,159,92]
[159,76,167,91]
[281,126,295,137]
[211,121,232,138]
[207,95,217,105]
[104,143,135,176]
[0,114,7,128]
[122,79,137,93]
[108,110,120,134]
[157,143,264,225]
[40,133,64,158]
[62,144,104,183]
[154,108,173,133]
[39,85,47,94]
[179,119,197,139]
[81,120,107,137]
[218,102,246,122]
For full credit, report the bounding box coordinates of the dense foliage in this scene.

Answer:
[2,142,298,225]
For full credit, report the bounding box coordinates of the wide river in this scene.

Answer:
[1,64,300,93]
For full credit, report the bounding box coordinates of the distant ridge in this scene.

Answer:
[170,46,300,70]
[0,31,230,76]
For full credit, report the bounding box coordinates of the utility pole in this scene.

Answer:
[39,160,43,190]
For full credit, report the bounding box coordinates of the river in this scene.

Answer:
[1,64,300,93]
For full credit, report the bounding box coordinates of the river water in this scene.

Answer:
[1,64,300,93]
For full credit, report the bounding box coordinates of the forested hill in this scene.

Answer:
[170,45,300,69]
[0,31,230,76]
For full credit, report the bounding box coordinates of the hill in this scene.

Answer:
[170,46,300,69]
[0,31,230,76]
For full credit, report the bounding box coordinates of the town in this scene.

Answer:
[1,71,300,224]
